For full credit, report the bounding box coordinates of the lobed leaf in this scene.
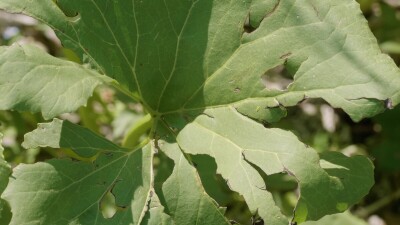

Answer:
[3,120,153,225]
[1,0,399,121]
[0,44,108,120]
[154,126,231,225]
[165,106,373,223]
[0,0,396,224]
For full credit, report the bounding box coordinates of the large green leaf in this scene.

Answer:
[166,106,373,223]
[0,0,398,224]
[1,0,399,120]
[155,136,231,225]
[3,120,153,225]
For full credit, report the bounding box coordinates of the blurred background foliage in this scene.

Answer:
[0,1,400,224]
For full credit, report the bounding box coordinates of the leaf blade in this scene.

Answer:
[4,121,153,225]
[0,44,106,120]
[156,124,231,225]
[174,106,374,223]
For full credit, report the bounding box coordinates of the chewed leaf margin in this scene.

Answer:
[1,0,400,122]
[0,0,394,224]
[159,106,374,223]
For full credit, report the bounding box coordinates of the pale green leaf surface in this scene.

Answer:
[3,121,153,225]
[163,111,287,224]
[0,44,106,120]
[154,131,231,225]
[173,106,373,223]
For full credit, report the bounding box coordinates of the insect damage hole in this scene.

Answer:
[261,65,293,91]
[54,0,81,22]
[243,14,257,34]
[234,87,241,93]
[100,190,117,219]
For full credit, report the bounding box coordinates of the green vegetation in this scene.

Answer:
[0,0,400,224]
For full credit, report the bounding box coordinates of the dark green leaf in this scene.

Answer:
[4,121,153,225]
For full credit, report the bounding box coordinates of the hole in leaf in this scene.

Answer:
[243,0,281,36]
[100,190,117,219]
[385,98,394,109]
[234,87,241,93]
[261,65,294,91]
[243,14,257,33]
[191,154,253,224]
[244,157,299,217]
[252,217,264,225]
[192,155,233,205]
[54,0,81,22]
[153,150,175,215]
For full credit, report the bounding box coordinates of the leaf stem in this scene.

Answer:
[122,114,153,149]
